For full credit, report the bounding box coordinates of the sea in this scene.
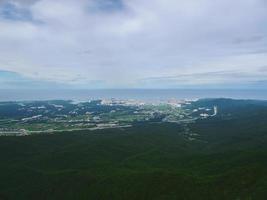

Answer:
[0,89,267,102]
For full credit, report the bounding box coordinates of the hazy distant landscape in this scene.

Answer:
[1,89,267,102]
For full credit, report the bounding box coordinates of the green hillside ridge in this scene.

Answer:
[0,99,267,199]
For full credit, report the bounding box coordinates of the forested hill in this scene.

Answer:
[0,99,267,199]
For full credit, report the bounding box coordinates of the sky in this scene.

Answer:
[0,0,267,89]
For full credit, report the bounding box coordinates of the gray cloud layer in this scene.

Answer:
[0,0,267,88]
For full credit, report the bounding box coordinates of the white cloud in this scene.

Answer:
[0,0,267,88]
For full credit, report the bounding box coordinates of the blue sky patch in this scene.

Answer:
[0,2,32,21]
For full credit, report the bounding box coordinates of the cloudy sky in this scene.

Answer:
[0,0,267,89]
